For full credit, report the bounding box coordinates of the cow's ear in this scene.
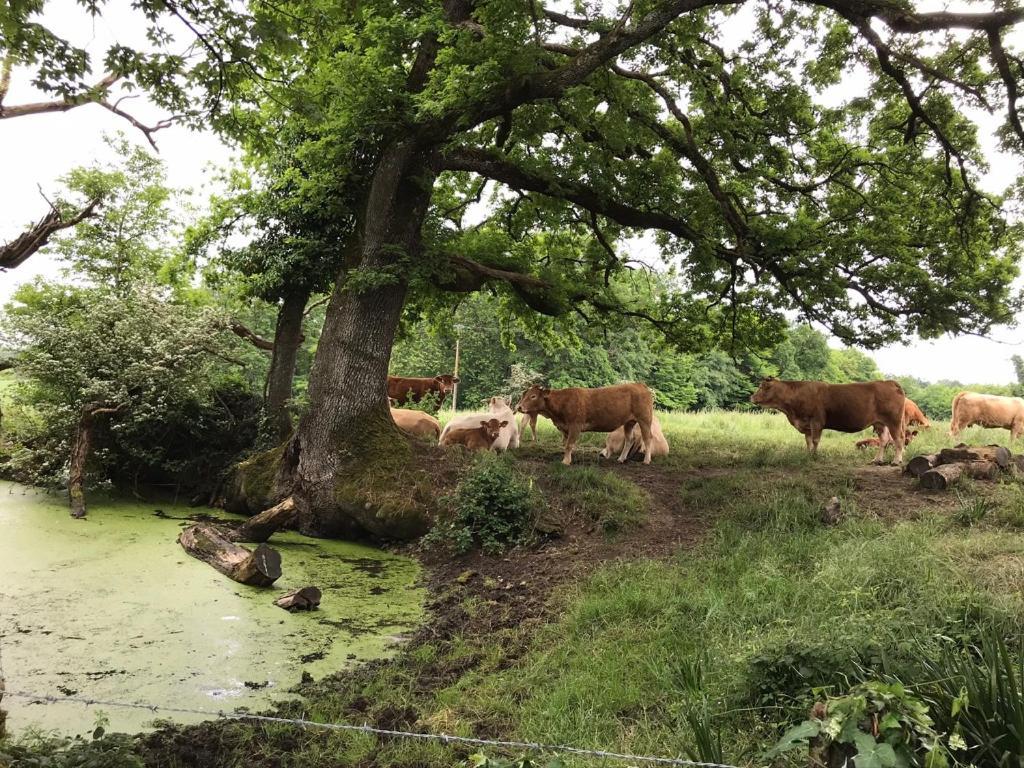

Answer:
[499,420,508,428]
[480,420,489,427]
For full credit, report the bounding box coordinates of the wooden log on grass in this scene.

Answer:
[919,461,1000,491]
[275,586,322,612]
[179,523,282,586]
[231,497,296,543]
[939,445,1011,468]
[905,454,939,478]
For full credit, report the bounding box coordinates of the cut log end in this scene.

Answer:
[905,454,938,478]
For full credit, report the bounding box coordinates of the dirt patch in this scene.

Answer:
[850,463,1002,520]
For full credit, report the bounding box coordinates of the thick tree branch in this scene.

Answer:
[229,322,275,351]
[0,73,118,119]
[439,146,710,246]
[0,197,101,271]
[987,27,1024,145]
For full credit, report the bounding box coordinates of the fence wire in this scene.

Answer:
[0,687,743,768]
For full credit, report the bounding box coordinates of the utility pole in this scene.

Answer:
[452,337,461,412]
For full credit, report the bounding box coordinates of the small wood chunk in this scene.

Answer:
[231,497,296,543]
[275,586,322,612]
[938,445,1011,468]
[920,463,965,491]
[905,454,939,478]
[179,524,282,587]
[821,496,842,525]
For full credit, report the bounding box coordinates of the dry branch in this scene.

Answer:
[1,197,100,271]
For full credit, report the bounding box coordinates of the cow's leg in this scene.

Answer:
[1012,418,1023,442]
[804,432,814,452]
[617,420,638,463]
[636,418,654,465]
[562,426,581,465]
[810,428,822,456]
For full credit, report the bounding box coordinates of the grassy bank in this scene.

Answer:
[6,410,1024,768]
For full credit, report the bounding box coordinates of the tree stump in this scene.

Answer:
[939,445,1011,468]
[905,454,939,478]
[275,586,322,612]
[179,524,282,586]
[231,497,296,543]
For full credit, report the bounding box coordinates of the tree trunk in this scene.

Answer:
[178,523,282,586]
[68,402,120,518]
[265,289,309,443]
[275,586,322,611]
[285,140,438,539]
[231,497,296,543]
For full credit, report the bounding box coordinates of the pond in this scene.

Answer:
[0,482,424,736]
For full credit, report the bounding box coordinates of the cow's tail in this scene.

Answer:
[950,391,967,436]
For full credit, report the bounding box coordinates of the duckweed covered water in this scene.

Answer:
[0,482,424,736]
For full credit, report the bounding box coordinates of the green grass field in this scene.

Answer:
[10,408,1024,768]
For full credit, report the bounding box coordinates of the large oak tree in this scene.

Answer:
[43,0,1024,535]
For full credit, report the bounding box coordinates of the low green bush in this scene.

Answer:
[426,454,541,555]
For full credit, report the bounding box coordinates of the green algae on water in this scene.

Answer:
[0,482,424,736]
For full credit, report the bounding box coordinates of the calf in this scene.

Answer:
[856,430,918,450]
[387,374,459,408]
[440,396,519,451]
[750,377,906,464]
[391,408,441,439]
[515,382,655,465]
[600,415,670,460]
[439,418,507,451]
[950,391,1024,440]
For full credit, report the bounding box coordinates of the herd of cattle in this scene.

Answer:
[387,374,1024,466]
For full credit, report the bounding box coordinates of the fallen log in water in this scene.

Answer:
[275,586,322,612]
[179,523,282,587]
[231,497,296,543]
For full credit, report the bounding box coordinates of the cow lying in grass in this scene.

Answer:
[856,430,918,450]
[516,382,656,465]
[391,408,440,439]
[439,418,507,451]
[600,415,669,460]
[440,397,519,451]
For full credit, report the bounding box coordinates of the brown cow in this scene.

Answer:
[515,382,655,465]
[600,415,670,460]
[750,378,906,464]
[439,418,507,451]
[390,408,441,439]
[950,391,1024,440]
[870,397,929,447]
[856,430,918,450]
[387,374,459,408]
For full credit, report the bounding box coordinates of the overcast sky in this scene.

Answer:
[2,1,1023,384]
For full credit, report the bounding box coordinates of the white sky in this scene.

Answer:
[2,1,1023,384]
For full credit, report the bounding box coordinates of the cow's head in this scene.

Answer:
[489,396,510,412]
[433,374,460,395]
[750,376,782,406]
[516,385,548,414]
[480,418,508,443]
[906,429,919,445]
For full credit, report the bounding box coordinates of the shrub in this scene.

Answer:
[426,454,540,554]
[918,630,1024,768]
[768,681,952,768]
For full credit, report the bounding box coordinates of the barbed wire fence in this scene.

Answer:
[0,639,744,768]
